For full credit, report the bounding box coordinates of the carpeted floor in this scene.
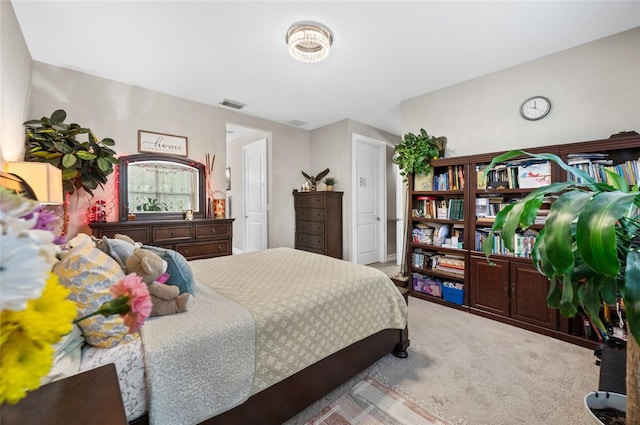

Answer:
[285,296,600,425]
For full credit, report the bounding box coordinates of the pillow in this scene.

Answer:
[141,245,195,295]
[54,234,136,348]
[93,236,136,271]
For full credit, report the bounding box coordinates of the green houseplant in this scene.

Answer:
[393,128,446,181]
[324,177,337,191]
[23,109,118,196]
[482,150,639,424]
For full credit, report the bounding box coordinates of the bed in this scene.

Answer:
[63,245,409,425]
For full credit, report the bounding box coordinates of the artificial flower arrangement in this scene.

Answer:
[0,187,152,405]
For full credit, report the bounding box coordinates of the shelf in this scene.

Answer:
[410,243,466,254]
[412,267,464,281]
[413,190,464,196]
[411,217,464,225]
[409,290,468,311]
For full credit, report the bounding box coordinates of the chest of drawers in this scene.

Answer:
[89,218,234,260]
[293,191,343,259]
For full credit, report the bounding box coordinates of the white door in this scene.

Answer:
[243,139,267,252]
[352,134,386,264]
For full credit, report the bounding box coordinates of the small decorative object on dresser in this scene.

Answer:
[301,168,330,191]
[293,191,343,258]
[323,176,337,191]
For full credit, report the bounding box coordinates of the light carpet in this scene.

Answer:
[286,296,600,425]
[305,376,452,425]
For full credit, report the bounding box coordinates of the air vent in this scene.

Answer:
[286,119,307,127]
[220,99,246,110]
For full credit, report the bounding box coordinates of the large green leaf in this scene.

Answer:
[76,151,97,160]
[50,109,66,124]
[625,250,640,345]
[581,275,607,333]
[61,154,77,168]
[559,274,578,317]
[542,191,591,275]
[576,191,638,276]
[101,138,115,146]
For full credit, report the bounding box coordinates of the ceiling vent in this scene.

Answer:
[220,99,246,110]
[286,119,308,127]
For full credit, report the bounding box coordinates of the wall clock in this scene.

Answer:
[520,96,551,121]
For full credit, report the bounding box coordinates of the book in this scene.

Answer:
[518,161,551,188]
[414,170,434,191]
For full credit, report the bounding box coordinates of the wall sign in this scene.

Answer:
[138,130,188,157]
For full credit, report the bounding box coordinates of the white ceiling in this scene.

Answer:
[11,1,640,136]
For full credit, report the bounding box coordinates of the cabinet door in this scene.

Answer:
[510,262,557,329]
[470,256,509,317]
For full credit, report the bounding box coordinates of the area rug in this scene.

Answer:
[304,377,454,425]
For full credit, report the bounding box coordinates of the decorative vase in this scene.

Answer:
[326,185,334,191]
[583,391,626,424]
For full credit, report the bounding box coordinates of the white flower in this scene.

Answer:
[0,230,51,311]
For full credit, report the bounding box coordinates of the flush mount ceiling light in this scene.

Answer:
[286,21,333,63]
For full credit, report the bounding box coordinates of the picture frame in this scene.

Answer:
[138,130,188,157]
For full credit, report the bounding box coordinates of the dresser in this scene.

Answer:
[89,218,234,260]
[293,191,343,259]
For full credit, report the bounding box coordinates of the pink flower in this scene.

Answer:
[110,273,152,333]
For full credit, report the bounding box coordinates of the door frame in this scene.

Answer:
[351,133,387,264]
[242,138,268,252]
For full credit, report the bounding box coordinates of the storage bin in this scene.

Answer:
[442,285,464,305]
[423,278,442,298]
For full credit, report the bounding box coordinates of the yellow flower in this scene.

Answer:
[0,274,76,404]
[12,274,76,344]
[0,330,54,404]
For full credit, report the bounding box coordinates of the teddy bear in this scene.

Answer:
[125,248,192,317]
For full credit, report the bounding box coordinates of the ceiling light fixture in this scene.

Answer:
[286,21,333,63]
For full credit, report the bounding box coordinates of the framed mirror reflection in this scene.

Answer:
[118,154,206,221]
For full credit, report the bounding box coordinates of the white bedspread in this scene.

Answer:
[141,247,407,425]
[140,281,256,425]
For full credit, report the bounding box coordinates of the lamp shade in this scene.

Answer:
[5,162,64,204]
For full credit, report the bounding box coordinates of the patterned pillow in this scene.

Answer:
[54,234,136,348]
[141,245,195,295]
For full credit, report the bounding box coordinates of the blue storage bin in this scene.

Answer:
[442,285,464,305]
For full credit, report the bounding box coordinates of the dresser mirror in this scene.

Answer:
[118,154,206,221]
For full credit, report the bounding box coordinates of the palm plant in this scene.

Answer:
[482,150,639,423]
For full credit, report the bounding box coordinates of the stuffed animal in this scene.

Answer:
[125,248,192,317]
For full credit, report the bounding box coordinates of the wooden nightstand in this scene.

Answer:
[0,363,127,425]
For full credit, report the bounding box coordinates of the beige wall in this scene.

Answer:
[310,119,401,261]
[27,62,310,240]
[0,1,32,165]
[402,27,640,155]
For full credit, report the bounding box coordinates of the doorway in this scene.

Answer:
[243,139,267,252]
[226,124,269,253]
[351,133,386,264]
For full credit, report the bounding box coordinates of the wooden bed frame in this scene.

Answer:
[131,315,409,425]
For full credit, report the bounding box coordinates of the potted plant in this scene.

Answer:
[23,109,118,234]
[24,109,118,196]
[393,128,446,182]
[482,150,639,424]
[324,177,337,191]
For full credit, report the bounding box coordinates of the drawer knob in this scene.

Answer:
[217,246,223,251]
[184,249,189,255]
[171,231,176,236]
[210,228,216,233]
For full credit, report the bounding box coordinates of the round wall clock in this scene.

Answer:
[520,96,551,121]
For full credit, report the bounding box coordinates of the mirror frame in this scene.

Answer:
[118,153,207,222]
